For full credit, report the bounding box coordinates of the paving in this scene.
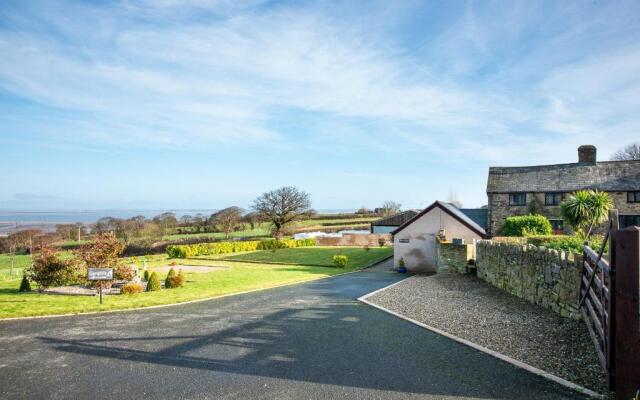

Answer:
[0,265,590,399]
[366,272,607,394]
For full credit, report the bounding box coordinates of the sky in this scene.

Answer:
[1,0,639,212]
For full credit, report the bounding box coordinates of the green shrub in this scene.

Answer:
[27,246,83,289]
[121,282,144,294]
[165,268,177,288]
[146,272,161,291]
[143,270,150,281]
[503,215,552,236]
[333,255,348,268]
[19,276,31,292]
[525,235,604,254]
[496,234,605,254]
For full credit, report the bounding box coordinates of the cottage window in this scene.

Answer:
[628,191,640,203]
[545,193,562,206]
[619,215,640,228]
[508,193,526,206]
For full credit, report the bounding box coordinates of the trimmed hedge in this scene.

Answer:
[256,238,316,250]
[503,214,552,237]
[166,238,316,258]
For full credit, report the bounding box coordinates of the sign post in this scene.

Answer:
[88,268,113,305]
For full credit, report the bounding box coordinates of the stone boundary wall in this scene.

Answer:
[476,240,582,320]
[315,233,391,247]
[436,241,473,273]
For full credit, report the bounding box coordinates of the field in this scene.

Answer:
[162,216,378,241]
[0,246,392,319]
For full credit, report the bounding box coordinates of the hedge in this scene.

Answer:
[503,214,552,236]
[166,238,316,258]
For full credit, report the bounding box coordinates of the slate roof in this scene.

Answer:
[392,201,487,237]
[487,160,640,193]
[371,210,419,227]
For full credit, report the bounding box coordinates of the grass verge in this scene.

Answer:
[0,247,391,319]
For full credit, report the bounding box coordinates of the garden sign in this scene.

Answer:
[88,268,113,304]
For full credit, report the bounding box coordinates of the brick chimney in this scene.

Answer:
[578,145,597,164]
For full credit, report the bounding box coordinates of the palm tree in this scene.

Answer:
[560,190,613,238]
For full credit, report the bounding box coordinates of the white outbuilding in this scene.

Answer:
[391,201,486,273]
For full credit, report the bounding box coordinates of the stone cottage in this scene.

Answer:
[486,145,640,236]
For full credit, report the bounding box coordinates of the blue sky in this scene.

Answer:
[1,0,639,211]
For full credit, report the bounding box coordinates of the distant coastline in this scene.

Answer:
[0,209,356,234]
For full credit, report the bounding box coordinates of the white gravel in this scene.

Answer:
[366,272,608,394]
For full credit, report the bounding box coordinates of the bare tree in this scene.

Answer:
[379,201,402,217]
[252,187,312,239]
[611,143,640,160]
[211,207,244,239]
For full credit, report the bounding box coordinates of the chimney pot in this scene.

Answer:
[578,145,596,164]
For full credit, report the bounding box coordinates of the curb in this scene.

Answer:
[0,256,390,322]
[357,280,605,400]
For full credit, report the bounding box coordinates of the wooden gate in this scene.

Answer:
[580,210,640,398]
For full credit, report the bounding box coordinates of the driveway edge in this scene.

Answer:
[358,282,604,400]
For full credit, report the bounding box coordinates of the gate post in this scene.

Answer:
[613,226,640,399]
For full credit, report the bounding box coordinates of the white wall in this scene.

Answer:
[393,207,482,272]
[372,225,396,234]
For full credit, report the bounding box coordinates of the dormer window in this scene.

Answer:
[545,193,562,206]
[628,191,640,203]
[509,193,526,206]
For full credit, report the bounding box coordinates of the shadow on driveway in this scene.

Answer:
[3,272,586,399]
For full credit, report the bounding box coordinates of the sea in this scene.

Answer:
[0,209,355,234]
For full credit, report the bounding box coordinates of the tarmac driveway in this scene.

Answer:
[0,268,587,399]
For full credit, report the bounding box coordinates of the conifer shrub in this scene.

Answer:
[332,255,348,268]
[143,270,150,281]
[121,282,144,294]
[146,272,161,291]
[19,275,31,292]
[165,268,177,288]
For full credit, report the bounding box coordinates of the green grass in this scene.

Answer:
[220,246,392,267]
[0,247,391,319]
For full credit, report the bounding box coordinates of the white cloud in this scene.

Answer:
[0,0,638,165]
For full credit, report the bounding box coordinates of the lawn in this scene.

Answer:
[0,253,32,280]
[220,246,392,267]
[0,247,391,319]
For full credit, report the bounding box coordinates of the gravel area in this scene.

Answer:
[366,273,608,394]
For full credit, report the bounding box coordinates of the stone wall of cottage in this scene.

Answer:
[475,240,582,319]
[435,240,473,273]
[488,191,640,235]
